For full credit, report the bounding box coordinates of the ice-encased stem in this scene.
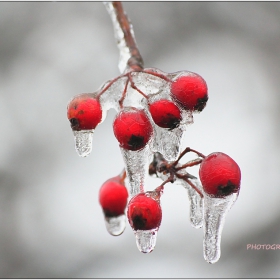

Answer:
[104,1,144,73]
[203,193,238,264]
[73,130,94,157]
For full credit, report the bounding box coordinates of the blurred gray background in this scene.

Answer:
[0,1,280,278]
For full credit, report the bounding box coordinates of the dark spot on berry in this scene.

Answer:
[78,110,84,115]
[132,214,147,230]
[195,94,208,112]
[128,134,144,150]
[70,118,80,130]
[103,209,117,218]
[217,180,238,197]
[166,114,181,130]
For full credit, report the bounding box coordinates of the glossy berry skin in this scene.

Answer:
[67,93,102,131]
[127,193,162,231]
[113,107,153,151]
[170,74,208,112]
[99,176,128,217]
[149,100,182,130]
[199,152,241,198]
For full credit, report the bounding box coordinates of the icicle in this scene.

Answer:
[104,214,126,236]
[120,144,152,197]
[134,229,158,253]
[152,126,185,161]
[186,178,204,228]
[176,176,203,229]
[203,193,238,264]
[73,130,94,157]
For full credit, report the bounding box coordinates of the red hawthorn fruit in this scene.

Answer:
[67,93,102,131]
[99,176,129,217]
[127,193,162,231]
[149,99,182,130]
[170,74,208,112]
[199,152,241,198]
[113,107,153,151]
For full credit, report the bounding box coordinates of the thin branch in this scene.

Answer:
[173,147,205,167]
[175,158,203,171]
[118,77,129,108]
[176,173,204,198]
[104,1,144,73]
[128,73,148,98]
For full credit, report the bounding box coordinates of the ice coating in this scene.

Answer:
[183,178,204,228]
[134,229,158,253]
[98,76,127,112]
[151,126,185,161]
[203,193,238,264]
[174,171,203,228]
[132,69,169,96]
[121,83,146,109]
[73,130,94,157]
[104,214,126,236]
[120,144,153,197]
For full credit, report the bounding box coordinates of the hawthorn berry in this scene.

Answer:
[127,193,162,231]
[67,93,102,131]
[199,152,241,198]
[149,99,182,130]
[99,175,128,218]
[170,73,208,112]
[113,107,153,151]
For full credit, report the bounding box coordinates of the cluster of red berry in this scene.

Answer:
[67,68,241,255]
[67,69,208,149]
[98,150,241,235]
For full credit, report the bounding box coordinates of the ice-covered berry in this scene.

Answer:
[199,152,241,198]
[67,93,102,131]
[170,73,208,112]
[113,107,153,151]
[149,99,182,130]
[127,193,162,231]
[99,176,128,217]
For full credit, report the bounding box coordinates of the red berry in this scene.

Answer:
[99,176,128,217]
[67,93,102,131]
[199,152,241,198]
[127,193,162,231]
[170,73,208,112]
[149,99,182,130]
[113,107,153,151]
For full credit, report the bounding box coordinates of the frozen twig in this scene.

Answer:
[104,1,144,73]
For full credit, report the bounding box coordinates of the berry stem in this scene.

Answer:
[119,168,127,185]
[175,158,203,171]
[119,77,130,108]
[142,69,172,83]
[96,74,126,99]
[128,73,148,99]
[176,173,204,198]
[173,147,205,166]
